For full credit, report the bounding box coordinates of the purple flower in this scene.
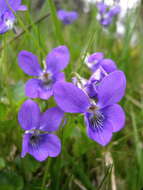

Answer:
[96,2,108,14]
[96,2,121,27]
[57,10,78,25]
[18,99,64,161]
[109,5,121,17]
[0,0,27,34]
[18,46,70,100]
[54,71,126,146]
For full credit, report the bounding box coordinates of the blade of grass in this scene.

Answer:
[130,106,143,188]
[47,0,64,45]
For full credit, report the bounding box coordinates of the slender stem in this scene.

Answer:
[0,13,50,51]
[41,157,51,190]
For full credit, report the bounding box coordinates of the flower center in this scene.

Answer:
[88,111,105,132]
[30,134,40,146]
[40,71,53,87]
[88,104,98,112]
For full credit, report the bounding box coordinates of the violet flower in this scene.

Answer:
[96,2,120,27]
[18,99,64,161]
[57,10,78,25]
[18,46,70,100]
[54,71,126,146]
[0,0,27,34]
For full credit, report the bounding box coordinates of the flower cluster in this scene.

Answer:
[18,47,126,161]
[96,1,120,27]
[0,0,27,34]
[18,45,69,161]
[0,0,126,162]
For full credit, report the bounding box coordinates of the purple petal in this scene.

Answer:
[17,5,27,11]
[0,11,15,34]
[85,114,112,146]
[0,0,27,15]
[68,11,78,21]
[54,82,90,113]
[42,134,61,158]
[0,21,10,34]
[101,16,113,27]
[109,6,121,17]
[18,50,42,76]
[46,46,70,73]
[7,0,22,10]
[85,81,98,98]
[21,132,31,157]
[102,104,125,132]
[87,52,104,73]
[101,59,117,73]
[25,79,53,100]
[18,100,40,130]
[97,71,126,108]
[88,52,104,63]
[57,10,67,19]
[22,133,61,161]
[0,0,20,14]
[96,2,108,14]
[53,72,65,82]
[0,2,7,16]
[39,107,64,132]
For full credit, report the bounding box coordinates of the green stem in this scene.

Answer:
[41,158,51,190]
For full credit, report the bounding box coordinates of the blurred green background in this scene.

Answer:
[0,0,143,189]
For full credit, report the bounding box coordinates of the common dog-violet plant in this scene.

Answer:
[54,71,126,146]
[0,0,27,34]
[57,10,78,25]
[18,45,126,158]
[16,0,126,163]
[1,0,141,187]
[18,99,64,161]
[18,46,70,100]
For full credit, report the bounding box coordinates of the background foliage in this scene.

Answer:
[0,0,143,189]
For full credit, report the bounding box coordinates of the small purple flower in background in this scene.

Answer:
[96,1,121,27]
[18,46,70,100]
[54,71,126,146]
[0,0,27,34]
[18,99,64,161]
[57,10,78,25]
